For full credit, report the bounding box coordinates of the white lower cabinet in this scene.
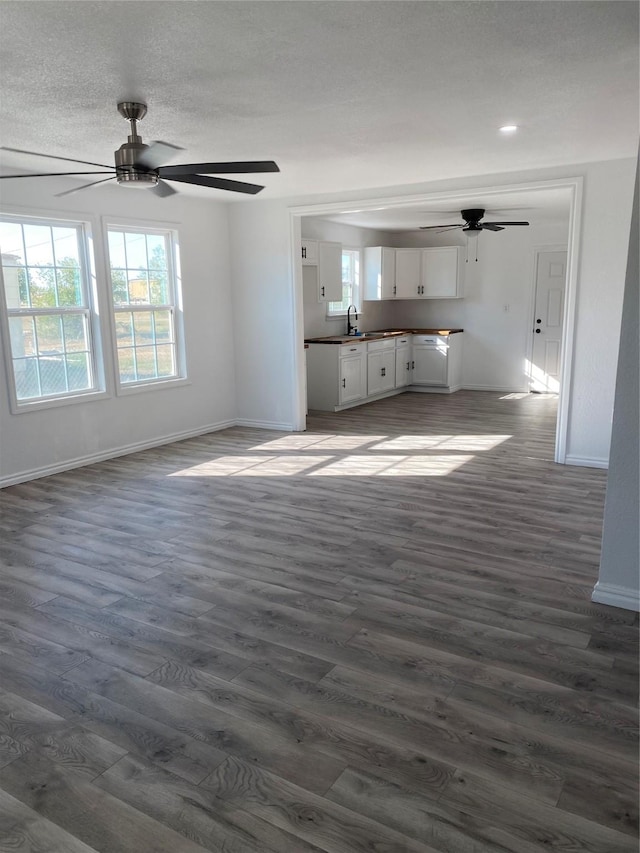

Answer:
[411,334,463,391]
[394,337,412,388]
[306,342,366,411]
[367,350,396,396]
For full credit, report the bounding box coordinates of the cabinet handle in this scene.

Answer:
[342,378,346,387]
[406,361,410,370]
[302,247,306,259]
[393,284,396,295]
[321,286,325,297]
[349,347,357,351]
[412,361,415,369]
[381,367,386,376]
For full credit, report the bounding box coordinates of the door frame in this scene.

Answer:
[288,176,583,465]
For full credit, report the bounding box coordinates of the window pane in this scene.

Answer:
[115,312,134,347]
[67,352,91,390]
[153,310,173,342]
[0,221,25,264]
[111,269,129,305]
[156,344,175,377]
[125,231,147,269]
[13,357,41,399]
[23,224,54,267]
[133,345,157,380]
[147,234,167,270]
[117,347,137,383]
[28,267,57,307]
[107,230,126,268]
[35,315,63,355]
[9,316,36,357]
[133,311,153,345]
[39,355,68,395]
[2,264,29,308]
[52,227,80,267]
[63,314,89,352]
[149,271,168,304]
[128,272,150,304]
[56,267,82,306]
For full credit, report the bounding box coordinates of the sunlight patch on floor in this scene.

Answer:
[249,434,386,451]
[371,435,511,451]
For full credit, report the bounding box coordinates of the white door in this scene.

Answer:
[530,251,567,392]
[340,355,366,404]
[395,249,421,298]
[395,347,411,387]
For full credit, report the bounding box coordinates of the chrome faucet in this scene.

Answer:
[347,304,359,335]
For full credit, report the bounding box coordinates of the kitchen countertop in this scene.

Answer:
[304,328,463,344]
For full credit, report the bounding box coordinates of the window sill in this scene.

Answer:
[115,376,191,397]
[9,388,111,415]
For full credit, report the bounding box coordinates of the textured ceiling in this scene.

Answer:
[0,1,638,201]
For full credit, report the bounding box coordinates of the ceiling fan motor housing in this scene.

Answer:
[115,101,158,187]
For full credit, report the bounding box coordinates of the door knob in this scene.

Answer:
[535,329,541,334]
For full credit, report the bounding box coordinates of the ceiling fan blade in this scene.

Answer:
[152,180,178,198]
[481,224,505,232]
[55,176,118,198]
[1,146,113,169]
[165,174,264,195]
[158,160,280,177]
[484,221,530,226]
[419,224,463,230]
[0,171,115,179]
[134,140,183,170]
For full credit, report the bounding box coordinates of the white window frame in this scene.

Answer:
[103,219,187,395]
[326,247,361,318]
[0,211,107,414]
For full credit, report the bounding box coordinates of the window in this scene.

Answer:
[0,215,101,407]
[327,248,360,316]
[106,225,183,387]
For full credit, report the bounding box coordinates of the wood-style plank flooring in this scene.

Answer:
[0,390,637,852]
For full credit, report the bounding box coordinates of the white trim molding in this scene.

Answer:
[0,420,236,488]
[235,418,295,431]
[564,455,609,469]
[592,581,640,612]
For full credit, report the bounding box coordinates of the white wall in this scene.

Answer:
[0,179,235,485]
[228,157,636,465]
[594,158,639,611]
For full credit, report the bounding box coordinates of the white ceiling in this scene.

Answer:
[0,1,637,202]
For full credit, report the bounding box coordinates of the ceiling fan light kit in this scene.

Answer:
[0,102,280,198]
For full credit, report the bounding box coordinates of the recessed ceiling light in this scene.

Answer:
[499,125,518,133]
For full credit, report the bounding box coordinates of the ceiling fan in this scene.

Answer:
[419,208,529,234]
[0,102,280,198]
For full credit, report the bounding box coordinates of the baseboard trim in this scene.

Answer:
[0,420,236,488]
[592,581,640,612]
[462,384,527,393]
[564,455,609,469]
[235,418,294,431]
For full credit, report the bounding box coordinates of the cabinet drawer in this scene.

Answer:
[367,337,396,352]
[339,343,366,358]
[395,337,410,347]
[413,335,448,347]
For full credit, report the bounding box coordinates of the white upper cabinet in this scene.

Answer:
[301,239,342,302]
[364,247,396,300]
[395,249,422,298]
[420,246,464,298]
[365,245,464,300]
[301,239,319,265]
[317,241,343,302]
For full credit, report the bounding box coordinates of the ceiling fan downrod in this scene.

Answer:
[115,101,158,187]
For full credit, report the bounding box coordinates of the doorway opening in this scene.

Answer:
[289,177,583,464]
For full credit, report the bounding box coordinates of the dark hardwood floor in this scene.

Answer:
[0,390,637,852]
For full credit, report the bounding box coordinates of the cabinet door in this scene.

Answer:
[421,247,463,298]
[413,346,448,385]
[364,247,395,300]
[368,351,396,395]
[301,239,318,266]
[395,249,421,298]
[339,355,366,404]
[395,346,412,388]
[318,242,342,302]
